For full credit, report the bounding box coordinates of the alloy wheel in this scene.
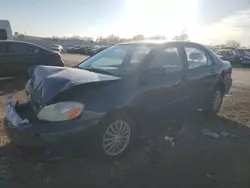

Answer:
[102,120,131,156]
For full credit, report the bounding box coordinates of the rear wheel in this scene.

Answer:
[203,86,223,114]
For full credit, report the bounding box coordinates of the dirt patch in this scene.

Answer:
[1,74,250,187]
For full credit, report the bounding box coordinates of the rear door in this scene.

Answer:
[7,42,39,75]
[0,42,9,76]
[182,44,217,106]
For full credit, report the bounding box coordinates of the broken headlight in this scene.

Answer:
[37,102,84,122]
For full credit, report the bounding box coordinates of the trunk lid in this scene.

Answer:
[29,66,121,106]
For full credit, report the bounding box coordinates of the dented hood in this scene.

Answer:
[30,66,121,106]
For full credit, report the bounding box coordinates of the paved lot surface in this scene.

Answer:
[232,68,250,86]
[0,55,250,188]
[61,53,88,66]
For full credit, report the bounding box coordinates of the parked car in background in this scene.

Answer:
[67,45,83,53]
[50,44,63,53]
[4,41,232,159]
[88,46,108,56]
[215,49,241,64]
[234,48,250,66]
[77,46,90,54]
[0,20,13,40]
[0,41,64,77]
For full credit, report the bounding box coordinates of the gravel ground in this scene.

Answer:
[0,63,250,188]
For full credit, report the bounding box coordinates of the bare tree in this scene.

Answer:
[172,28,188,41]
[225,40,240,48]
[14,32,19,39]
[149,35,166,40]
[132,34,145,40]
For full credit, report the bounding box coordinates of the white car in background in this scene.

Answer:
[0,20,13,40]
[50,44,63,53]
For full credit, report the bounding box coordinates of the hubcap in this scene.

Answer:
[102,120,131,156]
[212,90,222,112]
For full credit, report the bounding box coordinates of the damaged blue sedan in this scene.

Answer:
[4,41,232,159]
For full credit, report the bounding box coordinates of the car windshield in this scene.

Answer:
[78,44,155,76]
[216,50,229,56]
[237,49,250,56]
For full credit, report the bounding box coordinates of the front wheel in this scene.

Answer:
[94,112,135,160]
[202,86,223,114]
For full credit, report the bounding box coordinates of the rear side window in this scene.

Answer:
[9,43,38,54]
[184,47,209,69]
[0,29,7,40]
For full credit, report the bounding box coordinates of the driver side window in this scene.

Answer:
[149,47,183,73]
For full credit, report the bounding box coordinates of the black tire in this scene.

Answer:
[202,86,224,114]
[93,111,135,160]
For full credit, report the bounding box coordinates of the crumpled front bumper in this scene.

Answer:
[4,96,99,154]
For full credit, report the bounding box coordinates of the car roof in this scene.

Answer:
[0,40,38,45]
[119,40,167,45]
[0,40,48,50]
[118,41,207,50]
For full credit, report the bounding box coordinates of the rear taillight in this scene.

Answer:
[222,67,232,77]
[55,53,61,59]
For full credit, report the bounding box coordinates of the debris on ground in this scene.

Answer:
[220,131,230,137]
[206,173,212,178]
[201,129,220,138]
[201,129,240,139]
[164,136,175,146]
[219,131,240,139]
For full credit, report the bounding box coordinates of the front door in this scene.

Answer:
[136,45,188,115]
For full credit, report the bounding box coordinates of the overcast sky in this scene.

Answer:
[1,0,250,45]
